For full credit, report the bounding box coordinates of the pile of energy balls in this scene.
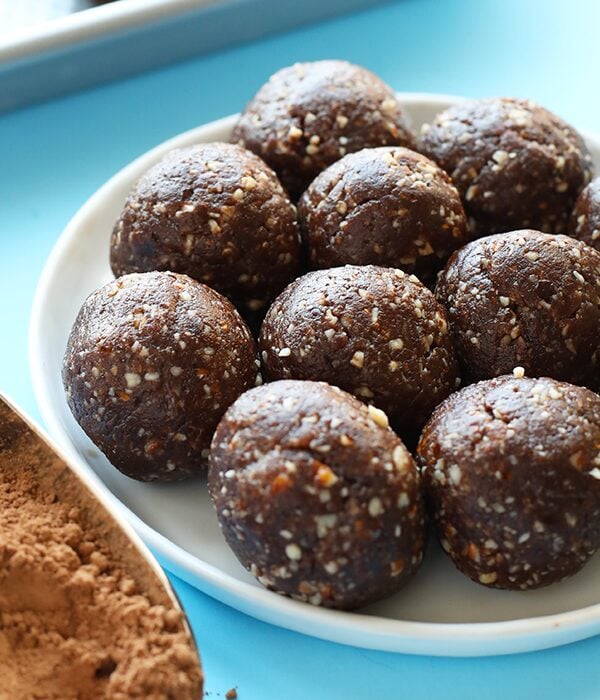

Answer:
[63,61,600,610]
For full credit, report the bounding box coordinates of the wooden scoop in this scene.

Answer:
[0,393,203,698]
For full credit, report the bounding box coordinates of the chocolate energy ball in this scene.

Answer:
[570,177,600,251]
[436,230,600,389]
[417,375,600,590]
[298,146,469,284]
[231,60,417,199]
[63,271,258,481]
[209,380,426,609]
[110,142,301,315]
[259,265,459,439]
[420,97,593,236]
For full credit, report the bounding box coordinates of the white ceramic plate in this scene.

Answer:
[30,94,600,656]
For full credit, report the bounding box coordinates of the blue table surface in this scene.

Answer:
[2,0,600,697]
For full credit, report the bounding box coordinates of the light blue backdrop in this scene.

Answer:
[2,0,600,697]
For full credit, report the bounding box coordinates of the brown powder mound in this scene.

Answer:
[0,401,203,700]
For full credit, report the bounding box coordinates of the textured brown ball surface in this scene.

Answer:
[209,380,425,609]
[259,265,459,439]
[110,143,301,315]
[570,177,600,251]
[436,230,600,390]
[298,147,469,285]
[417,375,600,590]
[63,272,258,481]
[231,61,417,199]
[420,97,593,236]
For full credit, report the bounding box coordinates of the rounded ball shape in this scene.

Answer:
[417,375,600,590]
[298,147,469,285]
[259,265,459,438]
[63,271,258,481]
[570,177,600,251]
[209,380,425,609]
[110,143,301,315]
[231,61,417,199]
[420,97,593,236]
[436,230,600,389]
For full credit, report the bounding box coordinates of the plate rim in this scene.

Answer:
[29,92,600,656]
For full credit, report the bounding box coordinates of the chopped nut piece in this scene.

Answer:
[285,543,302,561]
[350,351,365,368]
[314,465,339,488]
[367,405,389,429]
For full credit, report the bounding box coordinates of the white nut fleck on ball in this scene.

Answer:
[367,405,389,428]
[350,350,365,368]
[124,372,141,389]
[285,543,302,561]
[368,497,385,517]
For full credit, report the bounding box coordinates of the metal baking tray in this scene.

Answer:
[0,0,388,113]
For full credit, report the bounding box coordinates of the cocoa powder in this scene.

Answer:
[0,402,203,700]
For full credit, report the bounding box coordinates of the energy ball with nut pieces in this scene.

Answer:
[298,146,469,285]
[110,142,301,316]
[62,271,258,481]
[231,60,417,199]
[420,97,593,236]
[436,230,600,390]
[259,265,459,441]
[570,177,600,251]
[417,375,600,590]
[209,380,426,609]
